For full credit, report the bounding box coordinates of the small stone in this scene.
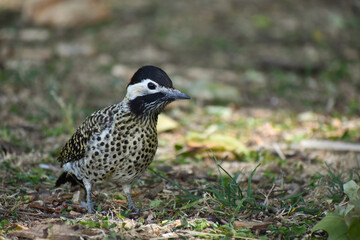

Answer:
[56,43,96,57]
[72,190,81,204]
[15,47,53,61]
[20,28,50,42]
[69,210,81,216]
[32,200,44,206]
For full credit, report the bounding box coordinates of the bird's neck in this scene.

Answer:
[125,96,164,119]
[120,99,159,128]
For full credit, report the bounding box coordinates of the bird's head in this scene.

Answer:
[126,65,190,115]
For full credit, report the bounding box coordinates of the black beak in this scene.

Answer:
[163,88,190,101]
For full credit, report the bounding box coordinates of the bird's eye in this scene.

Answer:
[147,82,156,90]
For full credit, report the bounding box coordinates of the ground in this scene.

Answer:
[1,0,360,239]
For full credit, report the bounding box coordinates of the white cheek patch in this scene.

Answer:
[126,84,146,99]
[126,79,158,100]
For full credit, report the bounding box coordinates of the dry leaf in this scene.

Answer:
[7,222,92,239]
[233,220,272,230]
[186,132,248,155]
[157,114,179,133]
[23,0,111,28]
[6,223,28,231]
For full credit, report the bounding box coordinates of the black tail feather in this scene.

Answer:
[55,172,83,187]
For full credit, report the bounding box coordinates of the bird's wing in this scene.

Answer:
[57,104,118,165]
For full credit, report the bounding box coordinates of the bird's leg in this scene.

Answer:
[123,184,140,214]
[81,179,94,213]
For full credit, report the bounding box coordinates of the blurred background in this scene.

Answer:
[1,0,359,123]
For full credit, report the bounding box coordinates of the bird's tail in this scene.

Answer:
[55,172,83,187]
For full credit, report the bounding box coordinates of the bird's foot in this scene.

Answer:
[127,202,141,216]
[81,201,95,213]
[129,206,141,215]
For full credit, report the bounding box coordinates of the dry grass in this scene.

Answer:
[1,0,360,239]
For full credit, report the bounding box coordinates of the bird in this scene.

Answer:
[55,65,190,213]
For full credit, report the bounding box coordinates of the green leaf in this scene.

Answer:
[181,200,199,209]
[193,219,210,231]
[97,204,102,212]
[312,213,349,240]
[108,223,117,229]
[348,217,360,240]
[0,219,9,229]
[149,199,162,209]
[181,216,189,228]
[344,180,360,202]
[292,225,307,235]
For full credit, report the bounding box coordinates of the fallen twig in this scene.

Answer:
[300,139,360,152]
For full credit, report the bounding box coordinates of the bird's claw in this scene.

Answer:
[127,202,141,216]
[81,201,95,213]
